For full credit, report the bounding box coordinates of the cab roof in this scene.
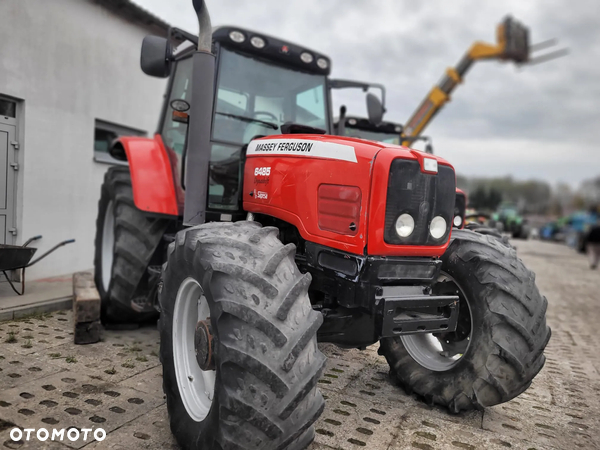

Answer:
[212,26,331,76]
[171,26,331,76]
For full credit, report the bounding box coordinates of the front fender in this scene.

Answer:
[111,135,179,216]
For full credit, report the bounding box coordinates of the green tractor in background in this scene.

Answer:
[491,203,530,239]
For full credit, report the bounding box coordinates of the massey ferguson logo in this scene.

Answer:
[254,142,314,153]
[247,139,358,163]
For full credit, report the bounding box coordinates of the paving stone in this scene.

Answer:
[83,405,177,449]
[0,313,73,355]
[391,413,527,450]
[0,371,164,449]
[120,366,165,396]
[313,391,403,450]
[0,347,65,391]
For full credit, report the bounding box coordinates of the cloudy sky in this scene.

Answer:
[134,0,600,187]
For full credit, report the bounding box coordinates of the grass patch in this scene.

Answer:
[6,332,17,343]
[127,345,143,353]
[104,367,117,375]
[150,349,159,358]
[15,312,50,322]
[22,335,33,340]
[21,339,32,349]
[121,361,135,369]
[135,355,148,362]
[65,355,77,364]
[49,352,61,359]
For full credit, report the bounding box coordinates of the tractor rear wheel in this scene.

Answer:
[94,166,168,324]
[159,221,325,450]
[379,229,550,412]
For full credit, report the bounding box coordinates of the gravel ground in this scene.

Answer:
[0,239,598,449]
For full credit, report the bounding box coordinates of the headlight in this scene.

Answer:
[453,215,462,227]
[317,58,329,69]
[423,158,438,173]
[395,214,415,238]
[229,31,245,43]
[430,216,447,239]
[300,52,314,63]
[250,36,266,48]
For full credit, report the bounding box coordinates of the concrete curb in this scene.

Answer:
[0,296,72,322]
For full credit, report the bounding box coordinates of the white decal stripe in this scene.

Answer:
[247,139,357,163]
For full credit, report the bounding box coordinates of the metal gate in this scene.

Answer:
[0,114,18,245]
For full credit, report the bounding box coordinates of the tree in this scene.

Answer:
[488,188,503,211]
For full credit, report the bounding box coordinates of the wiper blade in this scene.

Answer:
[215,112,278,130]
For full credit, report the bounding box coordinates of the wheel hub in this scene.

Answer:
[195,319,215,371]
[401,272,473,372]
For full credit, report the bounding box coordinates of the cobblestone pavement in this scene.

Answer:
[0,239,598,449]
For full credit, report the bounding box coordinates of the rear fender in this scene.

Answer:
[110,135,179,216]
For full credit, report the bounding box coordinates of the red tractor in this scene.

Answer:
[94,2,550,449]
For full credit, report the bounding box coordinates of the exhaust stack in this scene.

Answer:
[183,0,216,225]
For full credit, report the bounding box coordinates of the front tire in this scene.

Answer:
[465,223,511,247]
[380,229,551,412]
[159,221,326,450]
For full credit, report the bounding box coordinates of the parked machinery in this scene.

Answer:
[491,203,530,239]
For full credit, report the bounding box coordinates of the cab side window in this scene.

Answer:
[161,57,193,155]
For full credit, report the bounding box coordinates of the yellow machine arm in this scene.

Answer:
[401,17,564,146]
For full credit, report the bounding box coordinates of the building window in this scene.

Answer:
[94,119,146,164]
[0,99,16,118]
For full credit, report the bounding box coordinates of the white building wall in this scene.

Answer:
[0,0,167,279]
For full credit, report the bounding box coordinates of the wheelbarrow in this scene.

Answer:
[0,235,75,295]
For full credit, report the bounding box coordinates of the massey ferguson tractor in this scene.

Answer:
[94,1,550,449]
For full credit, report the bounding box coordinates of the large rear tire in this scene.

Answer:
[380,229,550,412]
[94,166,168,324]
[159,221,326,450]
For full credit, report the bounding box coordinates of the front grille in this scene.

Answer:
[384,159,455,245]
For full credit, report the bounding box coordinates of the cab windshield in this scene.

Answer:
[213,47,329,145]
[343,127,400,145]
[208,47,329,211]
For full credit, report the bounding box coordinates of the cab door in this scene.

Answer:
[158,57,193,207]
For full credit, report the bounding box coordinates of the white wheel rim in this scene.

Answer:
[173,277,216,422]
[400,273,473,372]
[101,200,115,292]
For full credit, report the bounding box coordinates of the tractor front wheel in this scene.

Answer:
[379,229,550,412]
[159,221,325,450]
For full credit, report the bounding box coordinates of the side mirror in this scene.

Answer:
[141,35,172,78]
[336,105,347,136]
[366,93,384,125]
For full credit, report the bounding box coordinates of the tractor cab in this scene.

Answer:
[136,26,332,220]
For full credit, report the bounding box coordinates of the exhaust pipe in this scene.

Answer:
[193,0,212,52]
[183,0,216,225]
